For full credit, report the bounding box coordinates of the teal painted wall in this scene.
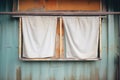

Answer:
[0,0,120,80]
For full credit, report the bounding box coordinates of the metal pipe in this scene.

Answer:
[0,12,120,16]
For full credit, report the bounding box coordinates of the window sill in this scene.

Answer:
[19,58,101,61]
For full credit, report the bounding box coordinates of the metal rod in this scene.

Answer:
[0,12,120,16]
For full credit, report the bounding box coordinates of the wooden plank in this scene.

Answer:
[60,17,64,58]
[19,0,45,11]
[18,0,100,11]
[19,18,22,59]
[54,18,60,58]
[99,17,102,58]
[20,58,101,61]
[56,0,100,11]
[1,12,120,16]
[45,0,58,11]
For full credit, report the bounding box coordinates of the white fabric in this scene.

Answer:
[63,17,100,59]
[22,16,57,58]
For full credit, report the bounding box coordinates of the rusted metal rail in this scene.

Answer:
[0,12,120,16]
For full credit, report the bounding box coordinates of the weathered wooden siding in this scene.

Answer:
[18,0,100,11]
[0,0,120,80]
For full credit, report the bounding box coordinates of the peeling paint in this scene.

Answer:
[0,0,120,80]
[16,67,21,80]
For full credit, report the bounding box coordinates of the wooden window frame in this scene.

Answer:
[18,17,102,61]
[14,0,102,61]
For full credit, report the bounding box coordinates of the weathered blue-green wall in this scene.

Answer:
[0,0,120,80]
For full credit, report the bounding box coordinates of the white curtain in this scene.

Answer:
[63,17,100,59]
[22,16,57,58]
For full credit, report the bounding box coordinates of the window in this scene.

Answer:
[18,16,101,61]
[14,0,102,61]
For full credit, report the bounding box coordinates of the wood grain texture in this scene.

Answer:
[18,0,100,11]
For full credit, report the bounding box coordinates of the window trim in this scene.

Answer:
[18,17,102,61]
[16,0,102,61]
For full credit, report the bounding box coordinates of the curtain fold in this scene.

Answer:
[22,16,57,58]
[63,17,100,59]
